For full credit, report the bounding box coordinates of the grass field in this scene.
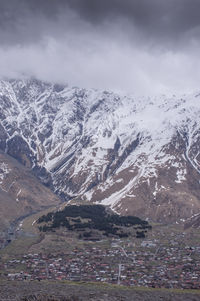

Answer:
[0,280,200,301]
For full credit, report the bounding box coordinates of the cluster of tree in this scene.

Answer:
[37,205,151,238]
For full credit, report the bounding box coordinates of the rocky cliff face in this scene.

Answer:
[1,78,200,223]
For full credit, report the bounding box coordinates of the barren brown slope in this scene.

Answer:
[0,151,60,232]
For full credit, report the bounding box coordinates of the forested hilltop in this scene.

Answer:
[37,204,151,239]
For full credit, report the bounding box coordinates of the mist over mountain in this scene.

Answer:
[0,0,200,94]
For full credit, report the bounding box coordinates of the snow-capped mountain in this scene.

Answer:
[1,78,200,223]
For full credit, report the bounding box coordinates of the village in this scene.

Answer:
[1,230,200,290]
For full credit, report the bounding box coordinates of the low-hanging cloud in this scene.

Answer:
[0,0,200,95]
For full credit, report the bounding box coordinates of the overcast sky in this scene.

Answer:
[0,0,200,95]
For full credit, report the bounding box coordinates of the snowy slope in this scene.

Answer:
[1,78,200,222]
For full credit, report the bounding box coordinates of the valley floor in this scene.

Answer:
[0,209,200,292]
[1,237,200,289]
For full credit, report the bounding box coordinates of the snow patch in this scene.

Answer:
[175,169,187,183]
[16,189,22,202]
[0,162,10,184]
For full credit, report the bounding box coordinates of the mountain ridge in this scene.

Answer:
[1,78,200,224]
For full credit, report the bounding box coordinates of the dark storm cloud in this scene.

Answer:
[67,0,200,35]
[0,0,200,46]
[0,0,200,95]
